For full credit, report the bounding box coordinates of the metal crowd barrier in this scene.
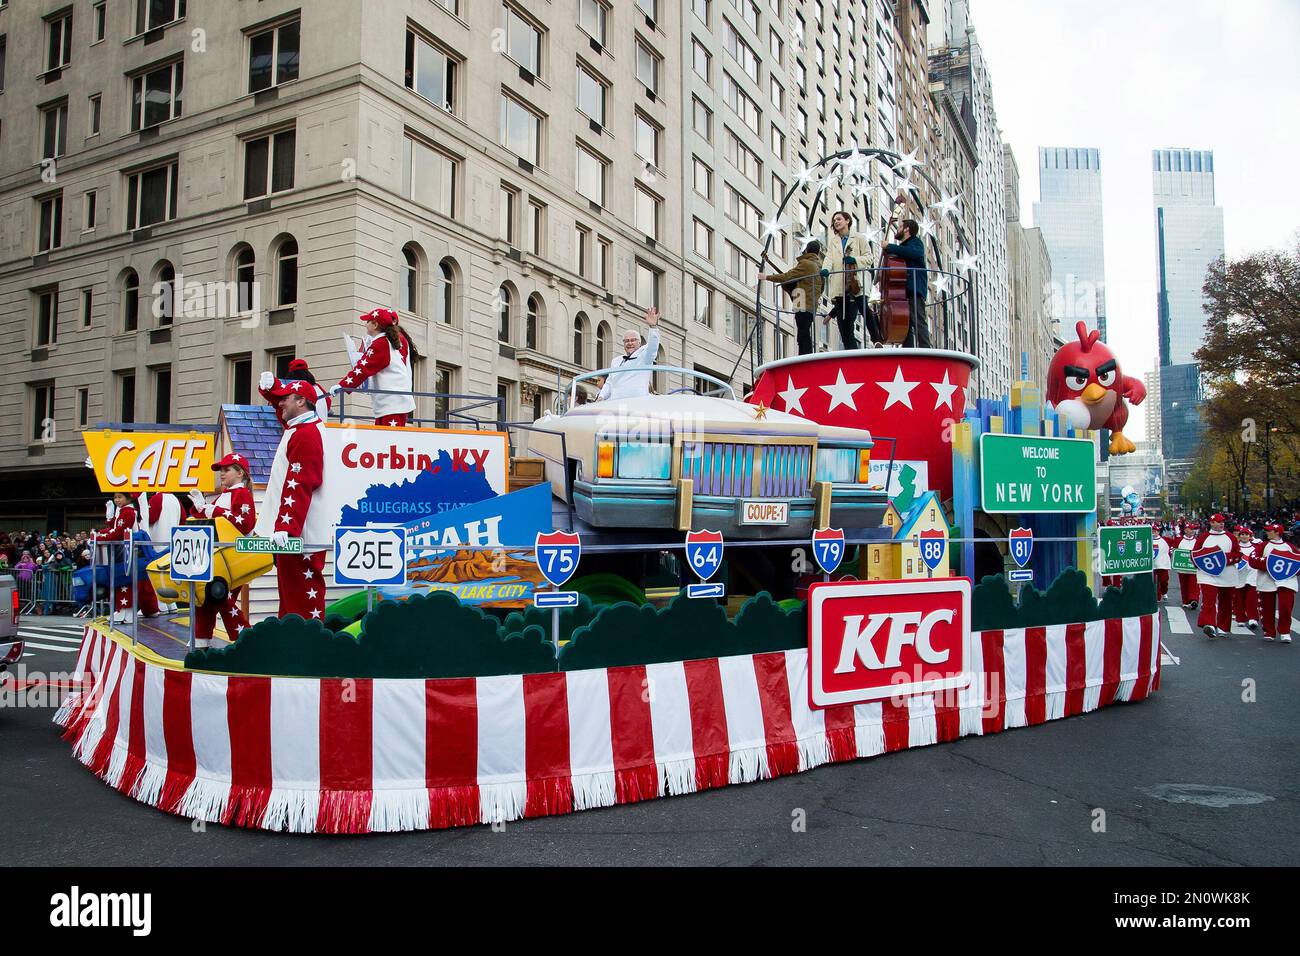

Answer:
[16,568,83,616]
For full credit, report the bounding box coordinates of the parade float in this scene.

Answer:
[54,147,1162,835]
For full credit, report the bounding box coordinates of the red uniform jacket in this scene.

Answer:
[203,485,258,533]
[98,504,137,541]
[339,335,408,391]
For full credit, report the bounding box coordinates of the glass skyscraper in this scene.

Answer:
[1034,147,1107,340]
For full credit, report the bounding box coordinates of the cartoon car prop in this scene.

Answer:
[71,530,167,606]
[147,517,273,606]
[527,367,889,538]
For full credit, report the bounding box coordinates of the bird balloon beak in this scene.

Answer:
[1081,383,1107,404]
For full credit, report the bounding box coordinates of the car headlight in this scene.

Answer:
[816,446,872,485]
[595,440,673,480]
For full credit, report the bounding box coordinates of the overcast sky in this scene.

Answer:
[967,0,1300,440]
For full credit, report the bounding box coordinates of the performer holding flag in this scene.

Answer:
[187,453,257,648]
[256,373,329,621]
[1194,513,1241,639]
[331,307,418,427]
[1251,522,1297,643]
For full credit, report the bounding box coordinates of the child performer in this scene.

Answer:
[187,453,257,648]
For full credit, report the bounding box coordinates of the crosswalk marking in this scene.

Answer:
[18,630,83,644]
[19,641,78,653]
[1166,606,1192,634]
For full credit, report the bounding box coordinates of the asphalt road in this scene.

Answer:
[3,590,1297,867]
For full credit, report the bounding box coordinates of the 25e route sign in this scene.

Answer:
[979,433,1097,514]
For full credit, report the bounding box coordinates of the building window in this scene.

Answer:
[248,18,300,93]
[692,96,712,141]
[525,294,542,350]
[574,224,590,279]
[693,218,712,259]
[576,64,606,125]
[234,246,256,313]
[770,124,786,162]
[693,157,713,200]
[726,299,753,344]
[636,0,658,19]
[155,261,176,326]
[405,30,457,112]
[122,271,140,331]
[770,75,783,112]
[35,288,59,347]
[398,245,420,315]
[635,112,660,168]
[726,127,762,185]
[276,238,298,307]
[635,39,660,93]
[695,282,713,327]
[81,288,93,327]
[694,0,711,24]
[126,161,179,230]
[153,366,172,424]
[229,355,252,404]
[435,0,459,13]
[94,3,108,42]
[597,237,611,288]
[499,183,517,244]
[596,322,610,369]
[37,193,63,253]
[692,37,711,80]
[527,200,546,256]
[0,35,6,94]
[723,21,759,83]
[635,261,661,309]
[433,364,455,424]
[243,128,295,200]
[402,134,456,217]
[42,102,68,160]
[573,313,587,366]
[497,285,513,342]
[634,186,660,240]
[46,12,73,73]
[89,94,102,136]
[575,143,606,206]
[77,387,89,427]
[499,94,541,165]
[504,5,542,76]
[119,372,136,424]
[578,0,608,44]
[438,258,457,325]
[131,60,184,131]
[722,72,761,134]
[769,27,783,64]
[32,383,55,442]
[135,0,186,34]
[725,185,761,238]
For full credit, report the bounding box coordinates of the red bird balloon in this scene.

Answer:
[1046,321,1146,455]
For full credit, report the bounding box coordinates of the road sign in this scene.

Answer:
[1008,568,1034,583]
[1099,525,1154,575]
[1172,548,1195,574]
[1191,547,1227,577]
[685,529,725,582]
[1009,527,1033,568]
[169,525,214,583]
[333,527,407,587]
[236,537,303,554]
[687,582,726,600]
[918,528,947,573]
[534,591,579,608]
[978,433,1097,514]
[1266,549,1300,583]
[811,528,845,575]
[535,531,581,588]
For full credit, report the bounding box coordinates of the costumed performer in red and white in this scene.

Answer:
[1232,525,1260,632]
[1152,521,1171,603]
[1194,513,1241,639]
[1174,520,1200,609]
[187,452,257,648]
[255,372,329,621]
[1251,522,1297,643]
[330,307,418,427]
[95,492,161,624]
[258,357,332,425]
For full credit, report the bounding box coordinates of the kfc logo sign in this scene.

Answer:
[808,578,972,708]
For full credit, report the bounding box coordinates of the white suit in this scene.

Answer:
[598,327,661,402]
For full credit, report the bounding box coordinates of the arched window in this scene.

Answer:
[400,243,422,315]
[276,238,299,307]
[438,258,456,325]
[122,269,140,332]
[497,284,513,343]
[155,261,176,326]
[573,312,588,367]
[596,322,611,370]
[234,246,256,314]
[525,294,543,350]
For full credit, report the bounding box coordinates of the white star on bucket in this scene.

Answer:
[932,370,960,410]
[777,376,808,415]
[876,366,920,410]
[821,369,865,412]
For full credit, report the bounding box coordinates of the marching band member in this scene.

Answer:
[1152,521,1172,603]
[1194,513,1241,639]
[331,307,418,427]
[187,453,257,648]
[1174,521,1200,609]
[255,373,328,622]
[1232,525,1260,632]
[1252,522,1297,643]
[96,492,161,624]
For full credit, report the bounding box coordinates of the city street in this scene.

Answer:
[4,597,1296,867]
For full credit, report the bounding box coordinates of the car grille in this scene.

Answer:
[680,441,813,498]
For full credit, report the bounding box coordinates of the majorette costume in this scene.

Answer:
[259,358,332,426]
[96,499,160,621]
[1251,523,1297,642]
[1232,527,1260,630]
[254,377,329,621]
[189,453,257,644]
[1174,523,1200,608]
[1194,516,1241,637]
[335,307,415,427]
[1152,523,1171,602]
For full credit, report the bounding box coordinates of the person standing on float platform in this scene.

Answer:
[256,374,328,622]
[332,307,418,427]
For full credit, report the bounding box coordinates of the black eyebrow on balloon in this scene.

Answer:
[1064,365,1089,378]
[1096,359,1117,375]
